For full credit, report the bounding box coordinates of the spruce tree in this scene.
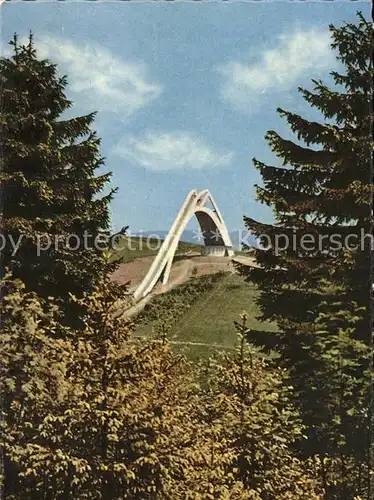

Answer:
[1,286,322,498]
[0,274,74,499]
[238,13,372,498]
[195,314,322,499]
[0,34,116,311]
[1,275,199,499]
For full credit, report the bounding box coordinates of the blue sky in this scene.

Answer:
[1,2,371,234]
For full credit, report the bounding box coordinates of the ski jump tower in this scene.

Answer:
[134,189,234,300]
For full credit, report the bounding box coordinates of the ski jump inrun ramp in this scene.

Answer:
[133,189,234,300]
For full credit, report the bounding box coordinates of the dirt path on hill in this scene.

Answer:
[111,253,257,318]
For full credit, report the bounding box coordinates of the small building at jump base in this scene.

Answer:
[200,245,233,257]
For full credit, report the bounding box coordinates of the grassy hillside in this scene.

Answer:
[134,271,277,360]
[112,236,202,263]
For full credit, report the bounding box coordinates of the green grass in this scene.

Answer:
[134,272,278,360]
[111,236,202,263]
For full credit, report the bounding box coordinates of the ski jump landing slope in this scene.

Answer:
[134,189,234,300]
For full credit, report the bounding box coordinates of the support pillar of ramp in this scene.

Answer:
[134,189,234,300]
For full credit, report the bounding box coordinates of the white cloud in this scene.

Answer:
[33,35,161,115]
[114,132,233,171]
[219,28,335,110]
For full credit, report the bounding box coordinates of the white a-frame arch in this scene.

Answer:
[134,189,234,300]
